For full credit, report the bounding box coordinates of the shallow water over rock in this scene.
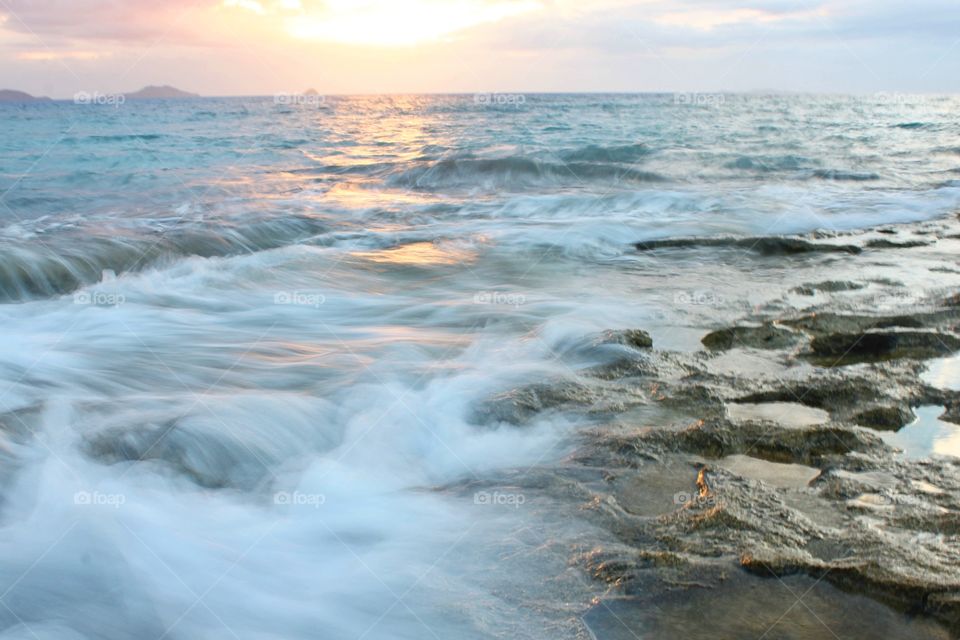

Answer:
[582,573,952,640]
[883,406,960,459]
[923,354,960,391]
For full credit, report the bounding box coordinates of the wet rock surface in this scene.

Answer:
[701,323,801,351]
[809,330,960,366]
[474,217,960,637]
[634,235,862,256]
[866,238,933,249]
[582,571,953,640]
[792,280,866,295]
[598,329,654,350]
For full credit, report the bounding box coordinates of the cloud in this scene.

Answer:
[285,0,543,46]
[3,0,959,49]
[463,0,960,55]
[0,0,212,42]
[16,50,107,61]
[0,0,957,94]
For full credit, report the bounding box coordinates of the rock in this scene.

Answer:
[741,549,960,636]
[747,237,862,256]
[83,421,268,490]
[792,280,865,296]
[866,238,932,249]
[784,311,952,336]
[726,402,830,428]
[716,455,821,489]
[469,380,601,425]
[701,323,799,351]
[625,418,887,465]
[851,405,916,431]
[942,401,960,425]
[599,329,653,350]
[614,462,701,516]
[583,570,954,640]
[471,212,960,634]
[635,236,862,256]
[809,331,960,365]
[659,384,727,420]
[729,367,937,431]
[125,85,199,99]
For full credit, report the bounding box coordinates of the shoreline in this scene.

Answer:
[468,211,960,638]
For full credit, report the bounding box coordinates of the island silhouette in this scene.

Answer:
[0,86,200,102]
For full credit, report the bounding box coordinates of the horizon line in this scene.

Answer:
[6,89,959,101]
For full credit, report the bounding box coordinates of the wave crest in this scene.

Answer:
[389,157,666,190]
[0,216,328,302]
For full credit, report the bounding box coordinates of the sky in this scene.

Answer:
[0,0,958,97]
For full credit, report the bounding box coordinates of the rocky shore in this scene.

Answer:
[470,213,960,638]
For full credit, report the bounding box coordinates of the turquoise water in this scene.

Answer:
[0,94,958,638]
[2,94,959,302]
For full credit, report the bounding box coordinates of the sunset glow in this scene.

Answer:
[0,0,957,95]
[286,0,542,46]
[1,0,959,637]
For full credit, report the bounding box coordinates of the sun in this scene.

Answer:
[285,0,541,47]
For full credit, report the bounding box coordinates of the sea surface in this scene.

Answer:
[0,94,958,639]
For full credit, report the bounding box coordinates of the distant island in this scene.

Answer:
[0,89,52,103]
[125,85,200,99]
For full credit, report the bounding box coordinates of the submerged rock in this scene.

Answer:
[83,422,272,490]
[597,329,653,350]
[582,571,953,640]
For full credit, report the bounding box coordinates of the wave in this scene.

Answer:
[725,155,813,172]
[283,161,399,178]
[0,215,329,303]
[723,158,879,181]
[388,157,667,190]
[811,169,881,182]
[83,134,167,143]
[558,143,652,164]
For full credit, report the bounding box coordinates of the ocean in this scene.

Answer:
[0,93,958,638]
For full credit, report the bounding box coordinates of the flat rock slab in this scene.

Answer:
[614,462,700,516]
[726,402,830,428]
[716,454,821,489]
[809,330,960,366]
